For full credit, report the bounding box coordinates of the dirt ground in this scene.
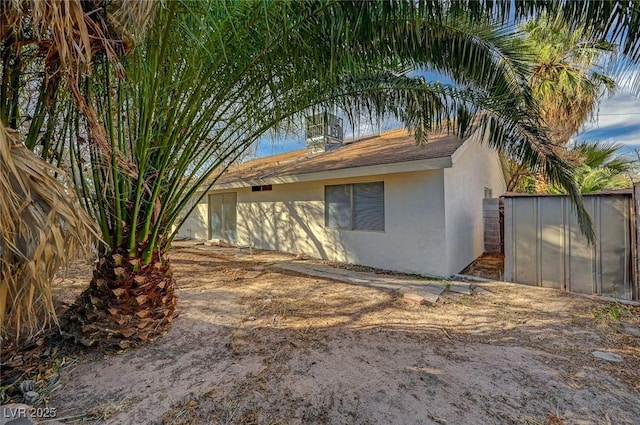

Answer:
[461,253,505,281]
[46,242,640,424]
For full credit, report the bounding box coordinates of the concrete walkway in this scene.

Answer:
[275,261,473,304]
[187,242,473,304]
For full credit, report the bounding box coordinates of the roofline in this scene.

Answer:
[450,129,480,164]
[210,155,452,190]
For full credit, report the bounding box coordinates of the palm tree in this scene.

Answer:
[0,0,152,343]
[525,12,617,145]
[0,120,95,343]
[54,0,575,347]
[546,142,636,194]
[504,12,618,192]
[2,0,640,346]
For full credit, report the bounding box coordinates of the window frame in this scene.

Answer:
[324,181,385,232]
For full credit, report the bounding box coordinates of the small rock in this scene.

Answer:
[264,298,272,304]
[402,293,426,304]
[18,381,34,395]
[592,351,623,363]
[22,392,38,404]
[622,323,640,338]
[473,286,491,295]
[448,284,473,295]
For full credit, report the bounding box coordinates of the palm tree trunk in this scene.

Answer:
[65,247,177,349]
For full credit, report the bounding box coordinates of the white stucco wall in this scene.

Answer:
[238,171,449,276]
[443,135,506,274]
[179,170,451,276]
[175,196,208,240]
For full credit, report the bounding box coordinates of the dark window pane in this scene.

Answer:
[353,182,384,231]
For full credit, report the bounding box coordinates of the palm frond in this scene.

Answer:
[66,0,603,251]
[454,0,640,93]
[0,0,154,71]
[0,120,97,343]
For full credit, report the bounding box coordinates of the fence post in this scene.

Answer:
[633,183,640,300]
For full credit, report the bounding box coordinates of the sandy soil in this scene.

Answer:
[461,253,505,281]
[47,242,640,424]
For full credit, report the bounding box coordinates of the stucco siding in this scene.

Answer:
[175,197,209,240]
[176,137,504,277]
[183,170,450,276]
[443,136,506,275]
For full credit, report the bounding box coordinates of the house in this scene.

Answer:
[178,126,505,277]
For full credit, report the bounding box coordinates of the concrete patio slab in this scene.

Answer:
[186,242,474,304]
[275,261,470,305]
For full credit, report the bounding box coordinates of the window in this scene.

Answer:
[484,187,493,199]
[325,182,384,231]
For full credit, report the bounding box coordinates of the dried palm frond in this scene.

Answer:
[0,120,97,343]
[0,0,155,169]
[0,0,154,70]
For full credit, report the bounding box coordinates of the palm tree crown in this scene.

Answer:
[524,12,616,145]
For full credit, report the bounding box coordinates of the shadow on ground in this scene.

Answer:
[45,242,640,425]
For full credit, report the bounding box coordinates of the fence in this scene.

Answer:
[502,190,636,301]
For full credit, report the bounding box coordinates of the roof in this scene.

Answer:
[215,129,467,187]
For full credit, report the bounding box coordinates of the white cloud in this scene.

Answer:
[576,89,640,146]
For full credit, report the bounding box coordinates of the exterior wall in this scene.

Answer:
[175,196,209,240]
[177,136,505,277]
[182,170,450,276]
[237,170,449,276]
[443,136,506,274]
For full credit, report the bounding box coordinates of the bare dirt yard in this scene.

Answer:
[46,242,640,424]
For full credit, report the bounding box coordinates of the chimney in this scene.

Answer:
[305,112,344,156]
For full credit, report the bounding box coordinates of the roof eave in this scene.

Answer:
[210,156,453,191]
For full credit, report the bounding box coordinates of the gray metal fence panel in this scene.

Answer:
[504,193,633,300]
[538,196,564,289]
[567,197,596,295]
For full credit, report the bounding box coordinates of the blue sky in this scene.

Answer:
[255,89,640,159]
[573,88,640,155]
[255,114,401,157]
[254,70,640,159]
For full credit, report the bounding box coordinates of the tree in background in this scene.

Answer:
[504,12,620,193]
[545,142,637,194]
[525,12,617,145]
[507,140,638,194]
